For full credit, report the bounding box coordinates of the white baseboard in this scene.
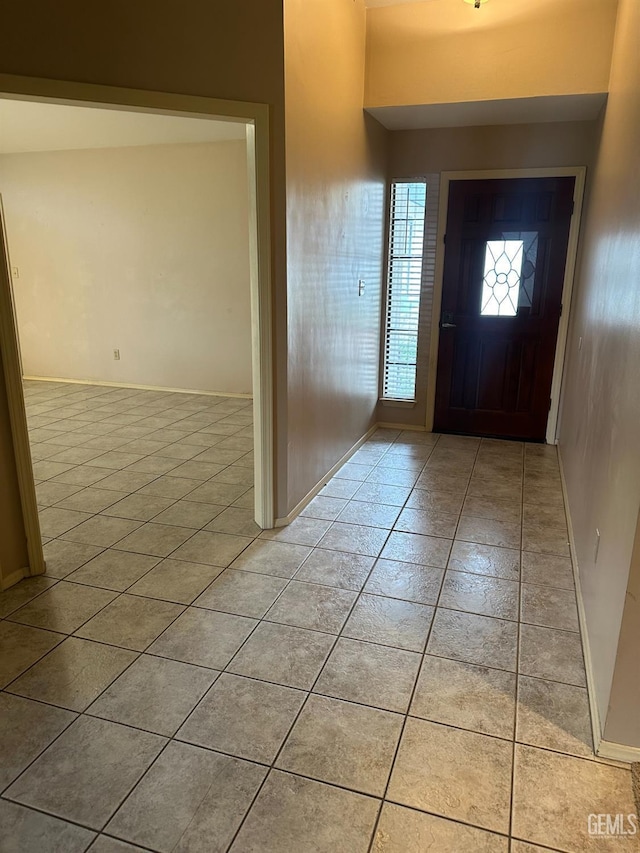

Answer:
[597,739,640,764]
[22,375,252,399]
[558,448,605,758]
[275,423,379,527]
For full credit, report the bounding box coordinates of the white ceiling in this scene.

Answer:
[366,93,607,130]
[0,99,246,155]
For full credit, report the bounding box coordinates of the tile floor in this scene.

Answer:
[0,379,638,852]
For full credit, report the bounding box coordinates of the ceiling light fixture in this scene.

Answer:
[464,0,488,8]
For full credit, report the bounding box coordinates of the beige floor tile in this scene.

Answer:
[126,558,223,604]
[523,503,568,530]
[88,654,216,736]
[462,493,522,524]
[112,522,195,558]
[186,480,251,505]
[516,675,594,757]
[344,593,434,651]
[519,624,586,686]
[393,506,459,538]
[522,524,570,557]
[522,483,564,507]
[467,479,522,502]
[314,637,421,712]
[335,461,375,481]
[38,507,93,538]
[277,694,403,796]
[227,621,334,689]
[8,581,117,634]
[351,482,412,507]
[230,770,379,853]
[427,608,518,671]
[317,521,389,557]
[334,500,400,529]
[0,621,64,688]
[60,515,142,548]
[32,460,76,481]
[96,470,159,492]
[0,800,96,853]
[294,548,374,591]
[66,549,160,591]
[5,715,165,829]
[138,476,201,500]
[194,569,287,617]
[232,487,255,508]
[36,480,82,507]
[440,570,520,621]
[387,717,512,833]
[415,470,470,494]
[410,654,516,739]
[510,842,563,853]
[300,494,349,521]
[75,594,184,651]
[373,803,509,852]
[0,693,76,789]
[90,450,145,470]
[7,637,136,711]
[521,551,575,590]
[230,539,311,578]
[448,540,520,581]
[178,672,305,763]
[521,583,579,631]
[107,741,265,852]
[152,499,225,530]
[211,464,254,486]
[205,506,261,536]
[168,460,225,480]
[363,558,443,605]
[0,576,58,618]
[168,530,253,566]
[456,516,521,549]
[260,516,332,546]
[405,487,465,515]
[43,539,102,578]
[102,493,175,522]
[265,580,357,633]
[55,487,129,514]
[380,531,452,568]
[148,607,257,668]
[320,477,362,500]
[512,745,639,851]
[88,836,148,851]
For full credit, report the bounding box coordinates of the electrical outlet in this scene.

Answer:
[113,349,120,361]
[594,528,601,563]
[358,279,366,296]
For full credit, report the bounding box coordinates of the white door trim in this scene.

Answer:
[426,166,586,444]
[0,74,275,560]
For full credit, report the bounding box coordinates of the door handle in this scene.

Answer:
[441,312,456,328]
[440,322,457,329]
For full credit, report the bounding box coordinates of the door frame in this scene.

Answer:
[0,73,275,585]
[425,167,586,444]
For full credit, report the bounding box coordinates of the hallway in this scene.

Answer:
[0,380,638,851]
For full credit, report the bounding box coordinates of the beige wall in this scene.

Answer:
[365,0,617,108]
[284,0,388,512]
[559,0,640,748]
[382,120,598,428]
[1,140,252,394]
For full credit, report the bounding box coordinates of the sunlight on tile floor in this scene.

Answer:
[0,380,638,852]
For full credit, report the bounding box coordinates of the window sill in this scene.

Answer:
[379,398,416,409]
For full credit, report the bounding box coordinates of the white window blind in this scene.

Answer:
[382,180,427,400]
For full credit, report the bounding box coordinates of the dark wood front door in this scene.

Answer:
[434,176,575,441]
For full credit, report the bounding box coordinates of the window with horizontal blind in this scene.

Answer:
[382,180,427,401]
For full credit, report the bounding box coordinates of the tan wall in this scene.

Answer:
[0,0,288,531]
[559,0,640,747]
[1,141,252,394]
[382,120,598,428]
[284,0,388,512]
[365,0,617,108]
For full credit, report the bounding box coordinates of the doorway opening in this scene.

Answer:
[0,79,274,585]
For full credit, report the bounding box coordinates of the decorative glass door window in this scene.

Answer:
[481,239,524,316]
